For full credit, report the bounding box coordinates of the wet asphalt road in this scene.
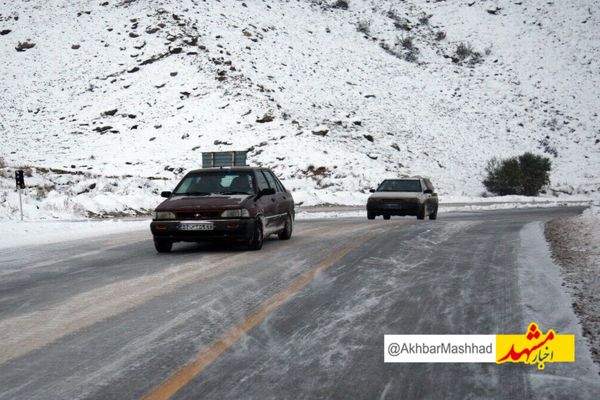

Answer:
[0,207,597,400]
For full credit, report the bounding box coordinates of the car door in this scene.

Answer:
[254,170,278,232]
[270,171,294,219]
[262,170,286,229]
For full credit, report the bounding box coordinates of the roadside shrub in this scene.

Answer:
[483,153,551,196]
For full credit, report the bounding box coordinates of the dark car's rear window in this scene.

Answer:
[173,171,255,195]
[377,179,422,192]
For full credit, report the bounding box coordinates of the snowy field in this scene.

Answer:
[1,0,599,220]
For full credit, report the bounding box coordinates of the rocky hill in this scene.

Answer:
[1,0,599,217]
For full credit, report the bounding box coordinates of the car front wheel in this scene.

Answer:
[417,206,426,220]
[429,207,438,220]
[248,219,264,250]
[367,212,375,220]
[154,238,172,253]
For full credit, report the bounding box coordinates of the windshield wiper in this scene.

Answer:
[219,191,251,195]
[179,191,211,196]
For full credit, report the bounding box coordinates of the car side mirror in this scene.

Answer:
[161,191,172,198]
[256,188,276,199]
[424,189,433,194]
[369,189,376,193]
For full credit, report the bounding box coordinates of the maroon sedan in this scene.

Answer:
[150,167,294,252]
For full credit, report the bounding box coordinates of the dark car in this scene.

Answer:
[150,167,294,252]
[366,177,438,220]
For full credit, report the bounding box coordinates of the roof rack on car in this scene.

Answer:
[202,151,248,168]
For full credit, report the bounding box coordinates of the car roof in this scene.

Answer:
[382,177,426,181]
[186,166,267,174]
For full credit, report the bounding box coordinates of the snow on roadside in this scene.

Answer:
[518,222,600,396]
[1,164,595,221]
[296,200,592,220]
[0,167,171,220]
[0,219,150,251]
[296,210,366,220]
[441,200,592,213]
[545,205,600,371]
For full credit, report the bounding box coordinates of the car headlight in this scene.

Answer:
[221,208,250,218]
[153,211,176,220]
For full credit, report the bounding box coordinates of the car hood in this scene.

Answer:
[156,194,252,211]
[369,192,424,200]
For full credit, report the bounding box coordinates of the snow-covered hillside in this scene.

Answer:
[1,0,599,218]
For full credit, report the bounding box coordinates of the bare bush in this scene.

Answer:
[356,19,371,35]
[455,42,483,65]
[400,35,414,49]
[332,0,349,10]
[386,8,411,30]
[386,8,400,21]
[456,42,473,60]
[419,14,432,25]
[435,31,446,41]
[380,38,419,63]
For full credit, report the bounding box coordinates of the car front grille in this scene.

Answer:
[176,211,222,220]
[380,199,417,206]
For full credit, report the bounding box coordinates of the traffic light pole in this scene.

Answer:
[15,170,25,221]
[18,186,23,221]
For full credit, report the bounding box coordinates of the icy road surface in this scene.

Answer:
[0,208,598,399]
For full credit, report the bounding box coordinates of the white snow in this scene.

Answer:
[579,205,600,243]
[517,222,600,397]
[0,0,599,219]
[0,219,149,250]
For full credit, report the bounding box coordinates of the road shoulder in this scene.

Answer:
[518,221,600,398]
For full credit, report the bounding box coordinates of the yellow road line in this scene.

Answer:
[142,232,377,400]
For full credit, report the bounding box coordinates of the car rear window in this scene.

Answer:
[173,172,255,195]
[377,180,422,192]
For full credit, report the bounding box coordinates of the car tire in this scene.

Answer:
[429,208,438,220]
[383,215,391,220]
[367,212,375,220]
[248,218,264,250]
[417,206,426,220]
[154,239,172,253]
[278,214,293,240]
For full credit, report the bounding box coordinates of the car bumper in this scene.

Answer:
[150,219,255,242]
[367,202,421,216]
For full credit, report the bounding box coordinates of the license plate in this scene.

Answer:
[178,223,214,231]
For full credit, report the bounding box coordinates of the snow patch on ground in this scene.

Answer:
[0,219,149,250]
[518,222,600,397]
[545,205,600,370]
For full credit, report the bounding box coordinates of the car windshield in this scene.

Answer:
[377,179,422,192]
[173,171,255,195]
